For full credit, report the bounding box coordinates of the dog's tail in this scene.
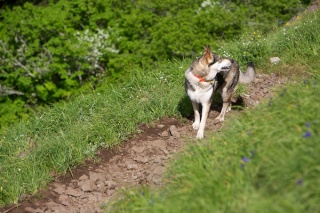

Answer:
[239,62,255,84]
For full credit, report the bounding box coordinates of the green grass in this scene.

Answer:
[0,7,319,211]
[105,10,320,213]
[107,80,320,213]
[0,59,193,206]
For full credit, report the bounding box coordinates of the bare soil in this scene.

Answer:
[2,73,287,213]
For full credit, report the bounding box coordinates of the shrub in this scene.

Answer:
[0,0,308,127]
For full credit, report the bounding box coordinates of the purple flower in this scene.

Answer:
[296,179,303,186]
[303,131,311,138]
[240,157,250,169]
[242,157,251,163]
[305,123,311,128]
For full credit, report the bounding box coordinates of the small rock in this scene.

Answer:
[35,208,44,213]
[131,146,146,154]
[24,207,37,213]
[79,174,89,181]
[169,125,181,137]
[134,156,150,163]
[81,180,96,192]
[105,180,117,190]
[157,124,165,128]
[152,175,162,185]
[58,194,69,206]
[270,57,281,64]
[153,166,165,175]
[107,189,115,197]
[126,164,138,170]
[160,130,169,137]
[161,148,169,155]
[87,194,98,203]
[53,186,66,195]
[96,180,105,189]
[45,201,60,209]
[154,157,162,163]
[146,174,153,183]
[150,140,167,149]
[89,172,106,182]
[65,187,83,197]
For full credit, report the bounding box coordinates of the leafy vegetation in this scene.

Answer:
[0,0,318,210]
[0,0,309,127]
[0,58,192,206]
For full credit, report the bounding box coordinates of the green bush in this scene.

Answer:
[0,0,308,127]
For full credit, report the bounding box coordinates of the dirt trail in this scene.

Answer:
[2,73,287,213]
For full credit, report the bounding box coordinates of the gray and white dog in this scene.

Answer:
[185,45,255,139]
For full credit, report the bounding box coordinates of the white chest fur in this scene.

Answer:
[185,71,214,104]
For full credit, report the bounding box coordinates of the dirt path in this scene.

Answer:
[2,73,287,213]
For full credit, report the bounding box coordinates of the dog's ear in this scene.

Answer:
[203,45,213,64]
[203,44,211,52]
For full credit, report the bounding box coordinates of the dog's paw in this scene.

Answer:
[192,122,200,130]
[215,116,225,123]
[196,130,204,139]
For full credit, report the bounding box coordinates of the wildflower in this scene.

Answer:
[305,123,311,128]
[240,157,250,169]
[250,150,255,157]
[242,157,250,163]
[303,131,311,138]
[296,179,303,186]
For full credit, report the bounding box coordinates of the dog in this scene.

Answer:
[185,45,231,139]
[214,59,255,123]
[185,45,255,139]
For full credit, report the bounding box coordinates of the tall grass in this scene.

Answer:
[109,80,320,213]
[0,59,192,206]
[217,10,320,78]
[107,9,320,213]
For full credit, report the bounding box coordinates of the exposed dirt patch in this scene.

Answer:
[1,73,287,213]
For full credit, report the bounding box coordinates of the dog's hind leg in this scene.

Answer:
[216,90,232,122]
[226,102,232,113]
[196,102,211,139]
[215,101,230,122]
[192,101,201,130]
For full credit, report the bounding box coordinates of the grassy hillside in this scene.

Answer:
[0,59,192,206]
[0,5,319,210]
[106,9,320,213]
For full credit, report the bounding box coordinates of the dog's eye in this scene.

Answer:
[208,62,214,67]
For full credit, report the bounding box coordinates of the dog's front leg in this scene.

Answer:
[196,102,211,139]
[192,101,200,130]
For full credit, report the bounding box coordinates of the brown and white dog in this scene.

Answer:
[185,45,255,139]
